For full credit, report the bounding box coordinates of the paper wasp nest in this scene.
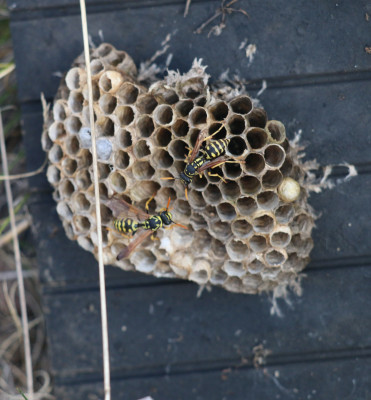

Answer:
[42,43,316,296]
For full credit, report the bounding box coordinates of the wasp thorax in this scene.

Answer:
[42,43,316,296]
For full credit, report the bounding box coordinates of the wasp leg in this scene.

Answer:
[150,233,160,241]
[202,124,225,142]
[207,171,227,183]
[145,193,157,213]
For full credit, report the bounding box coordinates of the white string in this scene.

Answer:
[79,2,111,399]
[0,113,34,398]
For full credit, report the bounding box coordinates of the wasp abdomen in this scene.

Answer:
[114,218,139,235]
[204,138,230,160]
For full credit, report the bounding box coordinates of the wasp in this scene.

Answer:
[163,125,240,199]
[107,195,187,260]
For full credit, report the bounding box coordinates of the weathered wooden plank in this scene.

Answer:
[42,265,371,376]
[8,0,186,11]
[9,0,371,102]
[53,357,371,400]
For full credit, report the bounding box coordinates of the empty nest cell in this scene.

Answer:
[236,197,258,216]
[239,176,261,195]
[99,93,117,114]
[153,128,172,147]
[115,150,130,169]
[134,140,151,159]
[175,99,194,117]
[107,170,126,193]
[137,115,155,138]
[153,149,174,169]
[244,153,265,175]
[264,144,286,168]
[209,101,229,121]
[154,104,174,126]
[227,114,246,135]
[189,106,207,126]
[224,162,243,179]
[228,136,247,157]
[203,184,222,204]
[61,158,77,176]
[66,135,80,155]
[248,108,267,128]
[96,116,114,136]
[119,129,132,148]
[136,94,158,114]
[115,106,135,127]
[231,219,253,239]
[99,70,124,94]
[132,161,155,180]
[192,174,208,190]
[65,67,86,91]
[265,120,286,144]
[246,127,267,150]
[249,235,268,253]
[216,202,237,221]
[229,95,253,115]
[117,82,139,104]
[252,213,275,234]
[220,181,241,200]
[172,119,189,137]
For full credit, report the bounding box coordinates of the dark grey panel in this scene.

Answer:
[54,357,371,400]
[43,265,371,375]
[9,0,371,101]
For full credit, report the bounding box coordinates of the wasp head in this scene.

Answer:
[179,171,191,187]
[160,210,173,225]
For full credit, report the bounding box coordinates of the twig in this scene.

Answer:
[0,157,47,181]
[79,2,111,400]
[0,111,34,399]
[0,316,43,360]
[194,0,248,36]
[0,220,31,248]
[0,63,15,80]
[184,0,191,17]
[0,270,36,281]
[0,194,30,235]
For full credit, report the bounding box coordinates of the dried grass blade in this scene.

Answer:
[79,1,111,400]
[0,112,34,398]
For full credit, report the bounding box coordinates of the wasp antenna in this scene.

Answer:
[166,196,171,210]
[203,123,226,141]
[160,177,175,181]
[175,222,189,230]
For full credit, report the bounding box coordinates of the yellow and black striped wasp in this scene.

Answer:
[163,125,238,199]
[107,195,187,260]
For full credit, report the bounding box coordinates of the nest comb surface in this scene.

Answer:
[41,43,316,295]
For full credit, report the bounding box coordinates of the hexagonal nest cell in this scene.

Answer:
[42,43,316,296]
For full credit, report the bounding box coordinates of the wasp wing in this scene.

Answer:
[187,127,208,163]
[107,197,149,220]
[197,156,228,173]
[116,230,153,260]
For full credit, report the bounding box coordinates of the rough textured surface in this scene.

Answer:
[10,0,371,398]
[42,43,316,295]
